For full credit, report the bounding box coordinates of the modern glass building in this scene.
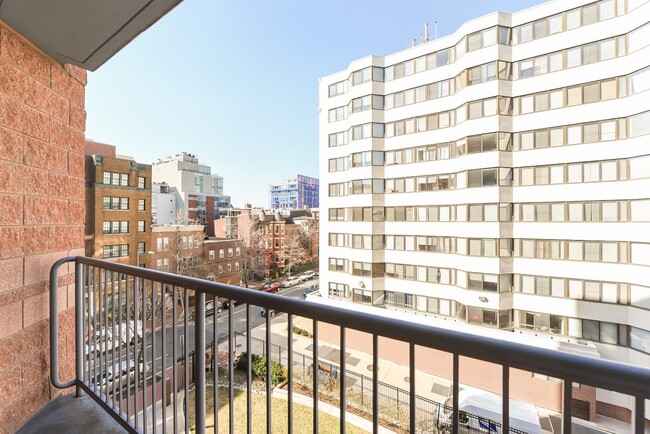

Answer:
[269,174,319,210]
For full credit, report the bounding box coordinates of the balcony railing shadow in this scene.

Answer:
[17,256,650,433]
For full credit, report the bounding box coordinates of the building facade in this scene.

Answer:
[152,153,231,235]
[85,142,153,268]
[215,208,316,275]
[269,174,319,210]
[320,0,650,421]
[151,182,178,225]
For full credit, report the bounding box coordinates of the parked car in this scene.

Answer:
[281,276,300,288]
[258,282,281,293]
[303,284,320,298]
[85,321,144,357]
[299,270,316,281]
[260,307,277,317]
[94,360,149,395]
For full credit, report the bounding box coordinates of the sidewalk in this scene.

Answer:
[249,315,558,433]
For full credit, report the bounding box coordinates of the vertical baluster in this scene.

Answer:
[372,334,378,434]
[635,395,644,434]
[340,327,346,434]
[152,280,157,434]
[134,268,140,430]
[125,269,131,423]
[184,288,190,434]
[75,262,84,398]
[287,314,293,434]
[172,286,178,434]
[563,378,572,434]
[142,278,148,432]
[266,312,272,432]
[228,302,234,434]
[246,305,251,434]
[213,295,219,434]
[502,365,510,434]
[117,273,123,410]
[161,283,167,434]
[452,353,459,434]
[409,343,415,434]
[195,291,206,434]
[111,271,117,405]
[313,320,319,433]
[102,268,108,401]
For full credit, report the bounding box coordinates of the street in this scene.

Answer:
[89,278,319,378]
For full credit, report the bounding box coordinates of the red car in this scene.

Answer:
[258,282,281,293]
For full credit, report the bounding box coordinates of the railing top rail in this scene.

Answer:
[72,256,650,398]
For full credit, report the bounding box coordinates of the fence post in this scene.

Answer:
[361,375,364,408]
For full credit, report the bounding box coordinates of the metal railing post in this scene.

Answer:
[75,261,84,397]
[49,256,76,390]
[195,291,206,434]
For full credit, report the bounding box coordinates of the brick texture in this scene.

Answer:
[0,22,85,433]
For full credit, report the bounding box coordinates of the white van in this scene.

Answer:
[85,321,144,356]
[442,388,542,434]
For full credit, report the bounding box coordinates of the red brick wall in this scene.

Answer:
[84,140,115,158]
[205,196,215,236]
[597,401,631,423]
[0,23,86,433]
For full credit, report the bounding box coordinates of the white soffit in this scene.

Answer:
[0,0,183,71]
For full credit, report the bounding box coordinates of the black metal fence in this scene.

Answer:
[248,336,528,434]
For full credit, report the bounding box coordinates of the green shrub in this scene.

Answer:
[292,326,309,336]
[235,352,287,386]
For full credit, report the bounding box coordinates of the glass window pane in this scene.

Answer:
[566,9,581,30]
[600,39,616,60]
[549,52,562,72]
[566,47,581,68]
[549,14,562,34]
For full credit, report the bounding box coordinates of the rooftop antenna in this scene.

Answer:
[435,21,438,39]
[424,22,430,42]
[412,37,417,47]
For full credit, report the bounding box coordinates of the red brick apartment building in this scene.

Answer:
[0,3,181,431]
[215,208,317,275]
[84,141,153,267]
[151,225,241,285]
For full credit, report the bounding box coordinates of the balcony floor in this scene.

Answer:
[16,394,126,434]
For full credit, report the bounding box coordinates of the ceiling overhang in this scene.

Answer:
[0,0,183,71]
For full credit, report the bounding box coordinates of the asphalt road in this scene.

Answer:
[126,278,319,373]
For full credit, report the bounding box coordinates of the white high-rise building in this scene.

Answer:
[152,153,231,235]
[320,0,650,419]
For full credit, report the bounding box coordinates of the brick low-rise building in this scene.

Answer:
[84,141,153,267]
[151,224,241,285]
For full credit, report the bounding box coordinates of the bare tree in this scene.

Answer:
[234,218,268,288]
[283,228,308,277]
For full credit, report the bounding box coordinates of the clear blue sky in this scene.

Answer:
[86,0,543,208]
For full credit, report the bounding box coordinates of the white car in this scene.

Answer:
[85,321,144,357]
[281,276,300,288]
[94,360,149,395]
[299,270,316,281]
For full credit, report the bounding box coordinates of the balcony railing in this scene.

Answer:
[50,256,650,433]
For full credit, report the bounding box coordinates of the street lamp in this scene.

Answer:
[135,250,154,292]
[136,250,154,268]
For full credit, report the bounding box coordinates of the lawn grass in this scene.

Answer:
[189,382,369,434]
